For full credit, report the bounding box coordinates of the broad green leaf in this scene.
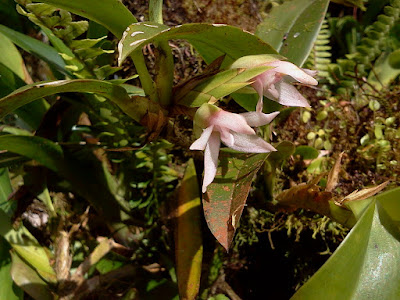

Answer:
[175,159,202,300]
[292,187,400,300]
[177,66,270,107]
[0,238,23,300]
[119,22,277,67]
[203,150,269,250]
[0,79,145,123]
[33,0,137,38]
[0,24,68,76]
[256,0,330,66]
[10,252,53,300]
[0,135,63,172]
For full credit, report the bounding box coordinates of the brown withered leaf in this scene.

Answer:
[326,152,344,192]
[275,183,333,216]
[338,181,390,205]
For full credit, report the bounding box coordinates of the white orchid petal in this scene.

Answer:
[190,125,214,151]
[275,81,311,107]
[303,69,318,77]
[202,132,221,193]
[228,132,276,153]
[218,126,235,146]
[267,61,318,85]
[264,84,280,100]
[211,110,255,135]
[240,111,280,127]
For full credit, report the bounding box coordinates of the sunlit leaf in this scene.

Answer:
[292,187,400,299]
[176,66,270,107]
[0,24,68,76]
[0,31,25,80]
[256,0,330,66]
[10,252,53,300]
[175,159,202,300]
[203,150,269,251]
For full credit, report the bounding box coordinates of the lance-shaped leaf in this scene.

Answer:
[0,135,63,172]
[176,66,271,107]
[292,187,400,299]
[33,0,137,38]
[203,150,269,251]
[256,0,330,66]
[175,159,203,300]
[0,79,147,123]
[118,22,277,67]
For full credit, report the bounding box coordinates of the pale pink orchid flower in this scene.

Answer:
[230,55,318,112]
[252,60,318,111]
[190,103,279,193]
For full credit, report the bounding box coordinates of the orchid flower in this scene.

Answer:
[190,103,279,193]
[230,55,318,112]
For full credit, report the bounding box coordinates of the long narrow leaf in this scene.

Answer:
[175,159,203,300]
[0,79,145,123]
[0,24,68,76]
[119,22,277,67]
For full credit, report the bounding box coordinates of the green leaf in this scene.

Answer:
[0,24,68,76]
[292,187,400,299]
[256,0,330,66]
[0,135,63,172]
[0,62,49,131]
[0,79,145,123]
[177,66,270,107]
[203,150,269,250]
[10,252,53,300]
[175,159,202,300]
[0,238,23,300]
[368,51,400,90]
[0,31,25,80]
[294,145,319,160]
[119,22,277,67]
[33,0,137,38]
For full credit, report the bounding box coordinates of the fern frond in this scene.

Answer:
[305,19,332,79]
[335,0,400,83]
[15,0,121,79]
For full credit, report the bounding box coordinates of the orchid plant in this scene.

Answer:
[5,0,397,300]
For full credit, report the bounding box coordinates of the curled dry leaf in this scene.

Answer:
[337,181,390,205]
